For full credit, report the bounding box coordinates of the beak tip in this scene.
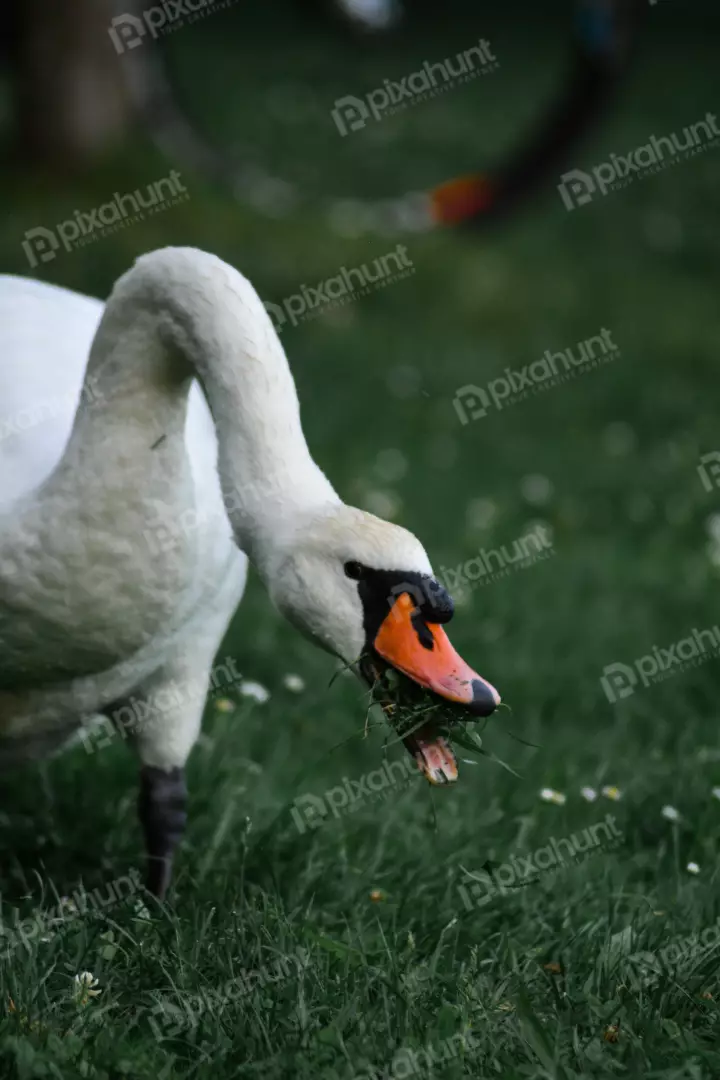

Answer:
[469,678,501,718]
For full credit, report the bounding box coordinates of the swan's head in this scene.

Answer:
[268,505,500,783]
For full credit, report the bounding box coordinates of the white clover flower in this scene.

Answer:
[661,805,680,822]
[239,681,270,704]
[687,861,700,875]
[72,971,101,1004]
[282,674,305,693]
[540,788,566,805]
[580,786,598,802]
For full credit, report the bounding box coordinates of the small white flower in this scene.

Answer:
[282,673,305,693]
[661,805,680,822]
[601,785,622,801]
[133,900,152,921]
[712,787,720,801]
[239,680,270,704]
[687,861,700,875]
[214,697,236,713]
[540,788,566,805]
[580,786,598,802]
[72,971,101,1004]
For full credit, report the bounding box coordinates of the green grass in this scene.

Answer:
[1,5,720,1077]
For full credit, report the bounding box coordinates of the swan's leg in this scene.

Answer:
[138,763,189,900]
[109,655,211,899]
[106,556,246,898]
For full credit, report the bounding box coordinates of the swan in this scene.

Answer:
[0,247,500,897]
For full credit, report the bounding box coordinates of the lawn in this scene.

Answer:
[1,3,720,1077]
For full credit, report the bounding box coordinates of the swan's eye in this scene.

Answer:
[344,560,365,580]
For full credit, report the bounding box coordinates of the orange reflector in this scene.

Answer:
[430,174,494,225]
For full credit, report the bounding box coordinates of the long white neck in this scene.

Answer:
[63,247,340,571]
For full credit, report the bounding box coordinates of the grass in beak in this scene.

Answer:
[365,662,520,779]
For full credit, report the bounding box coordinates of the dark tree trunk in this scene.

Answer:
[13,0,130,166]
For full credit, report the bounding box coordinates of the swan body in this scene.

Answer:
[0,248,499,894]
[0,269,246,766]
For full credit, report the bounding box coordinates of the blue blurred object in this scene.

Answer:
[576,0,620,55]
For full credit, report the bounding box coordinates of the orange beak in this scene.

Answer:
[373,592,500,717]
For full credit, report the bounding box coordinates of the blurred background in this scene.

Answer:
[2,2,720,1075]
[2,0,716,756]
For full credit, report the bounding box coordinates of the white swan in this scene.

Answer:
[0,247,499,896]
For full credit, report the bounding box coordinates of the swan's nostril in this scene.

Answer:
[468,679,500,718]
